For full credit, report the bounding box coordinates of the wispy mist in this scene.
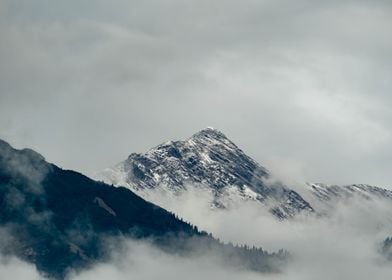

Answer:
[0,256,41,280]
[1,183,392,279]
[132,185,392,280]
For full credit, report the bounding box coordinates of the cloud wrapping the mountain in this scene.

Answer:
[128,185,392,280]
[1,186,392,280]
[0,256,42,280]
[1,1,392,277]
[70,239,265,280]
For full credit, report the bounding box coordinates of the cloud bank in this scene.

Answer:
[1,185,392,280]
[1,0,392,187]
[131,186,392,280]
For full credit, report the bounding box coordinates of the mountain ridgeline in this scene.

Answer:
[0,139,286,279]
[99,127,313,218]
[306,183,392,212]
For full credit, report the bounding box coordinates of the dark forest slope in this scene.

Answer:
[0,139,285,279]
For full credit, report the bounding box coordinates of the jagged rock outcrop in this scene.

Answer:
[99,128,313,218]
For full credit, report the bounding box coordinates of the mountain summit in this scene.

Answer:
[98,128,313,218]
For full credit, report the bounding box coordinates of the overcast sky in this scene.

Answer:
[1,0,392,187]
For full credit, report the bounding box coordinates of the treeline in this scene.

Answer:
[0,140,288,279]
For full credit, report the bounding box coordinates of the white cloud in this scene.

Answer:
[1,1,392,186]
[1,185,392,280]
[130,186,392,280]
[0,256,42,280]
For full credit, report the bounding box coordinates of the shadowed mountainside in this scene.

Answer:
[0,139,286,279]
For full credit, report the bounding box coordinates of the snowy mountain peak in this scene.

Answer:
[188,127,240,151]
[192,127,228,140]
[98,129,313,218]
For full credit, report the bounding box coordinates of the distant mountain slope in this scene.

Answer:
[0,139,285,279]
[98,127,313,218]
[305,183,392,212]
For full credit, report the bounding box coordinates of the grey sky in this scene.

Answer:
[1,0,392,187]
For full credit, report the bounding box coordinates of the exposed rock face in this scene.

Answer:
[304,182,392,213]
[99,128,314,218]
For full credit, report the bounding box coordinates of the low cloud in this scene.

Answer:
[1,187,392,280]
[0,255,42,280]
[131,185,392,280]
[70,239,265,280]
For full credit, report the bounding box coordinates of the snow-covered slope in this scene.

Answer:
[98,127,313,218]
[304,183,392,212]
